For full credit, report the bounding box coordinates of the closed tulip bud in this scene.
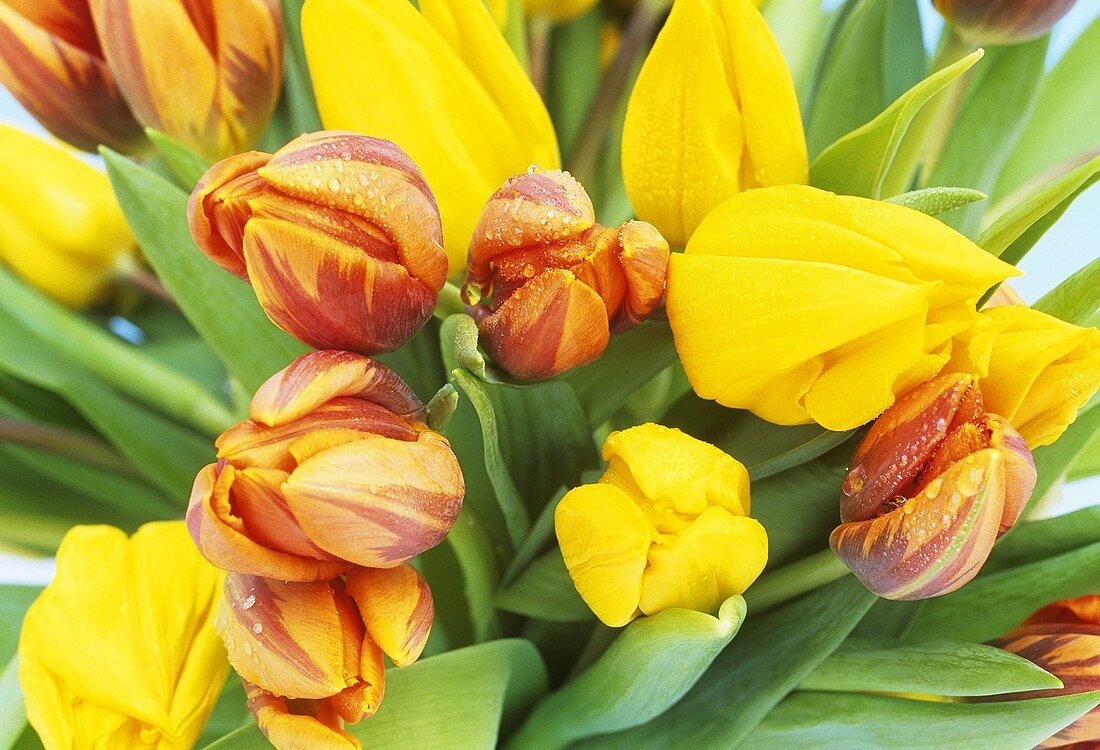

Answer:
[933,0,1077,45]
[0,125,133,308]
[187,350,465,582]
[0,0,145,153]
[189,132,449,354]
[667,185,1019,431]
[88,0,282,161]
[622,0,807,248]
[988,596,1100,748]
[830,373,1037,601]
[556,423,768,627]
[464,169,669,380]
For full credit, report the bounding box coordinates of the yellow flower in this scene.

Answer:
[19,522,228,750]
[621,0,807,248]
[525,0,598,23]
[0,125,133,308]
[555,423,768,627]
[303,0,560,275]
[950,306,1100,448]
[666,184,1019,431]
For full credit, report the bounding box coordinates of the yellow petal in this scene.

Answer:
[555,483,651,627]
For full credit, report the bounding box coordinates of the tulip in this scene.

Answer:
[0,124,133,308]
[187,349,465,582]
[950,306,1100,448]
[302,0,560,274]
[621,0,807,248]
[933,0,1078,45]
[556,423,768,627]
[188,131,449,354]
[218,566,433,749]
[666,185,1019,431]
[463,168,670,380]
[0,0,145,153]
[988,596,1100,748]
[830,372,1037,600]
[87,0,283,162]
[19,522,227,750]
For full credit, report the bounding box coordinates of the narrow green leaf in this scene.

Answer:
[145,128,210,189]
[102,149,309,393]
[885,187,987,216]
[762,0,832,105]
[0,585,41,659]
[496,549,592,623]
[509,597,746,750]
[549,8,601,153]
[445,505,505,643]
[280,0,324,135]
[1034,256,1100,326]
[1068,430,1100,481]
[0,657,25,750]
[1028,402,1100,514]
[810,50,984,198]
[800,639,1062,696]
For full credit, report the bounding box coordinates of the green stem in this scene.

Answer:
[528,16,553,99]
[0,418,141,477]
[743,549,851,614]
[504,0,531,72]
[434,281,467,320]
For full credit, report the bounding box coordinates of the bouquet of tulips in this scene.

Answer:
[1,0,1099,747]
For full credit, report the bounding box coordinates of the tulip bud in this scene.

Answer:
[0,0,145,153]
[556,423,768,627]
[88,0,283,161]
[187,350,465,582]
[932,0,1077,45]
[463,169,669,380]
[189,132,449,354]
[830,373,1037,601]
[988,596,1100,748]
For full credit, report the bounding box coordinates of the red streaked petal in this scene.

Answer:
[244,680,361,750]
[188,150,271,279]
[346,565,433,668]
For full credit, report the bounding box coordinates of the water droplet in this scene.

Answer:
[241,595,256,610]
[252,623,263,635]
[328,178,341,192]
[941,512,952,527]
[527,163,540,173]
[923,477,943,500]
[522,263,536,278]
[244,642,253,656]
[842,466,866,496]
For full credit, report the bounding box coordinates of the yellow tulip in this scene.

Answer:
[0,125,133,308]
[303,0,560,275]
[19,522,228,750]
[526,0,598,23]
[555,423,768,627]
[666,185,1019,431]
[621,0,807,248]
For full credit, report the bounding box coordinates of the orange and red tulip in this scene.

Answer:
[187,349,465,582]
[189,131,449,355]
[463,168,669,380]
[830,372,1036,600]
[933,0,1078,45]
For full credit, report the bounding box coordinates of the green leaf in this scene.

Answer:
[752,459,845,569]
[885,187,987,216]
[0,657,26,750]
[496,549,592,623]
[1069,430,1100,481]
[580,576,876,749]
[280,0,324,135]
[762,0,833,105]
[444,505,505,643]
[978,153,1100,265]
[145,128,210,190]
[549,8,601,154]
[1034,255,1100,326]
[810,50,984,198]
[102,149,309,393]
[746,690,1100,750]
[986,504,1100,575]
[203,639,548,749]
[1028,401,1100,515]
[800,639,1062,696]
[508,597,747,750]
[0,586,40,659]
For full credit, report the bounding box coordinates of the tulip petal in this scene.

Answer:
[187,150,271,280]
[346,565,434,668]
[245,680,362,750]
[614,221,671,332]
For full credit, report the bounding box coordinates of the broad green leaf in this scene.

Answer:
[810,50,984,198]
[762,0,832,105]
[196,678,249,749]
[280,0,323,136]
[102,149,309,393]
[985,504,1100,575]
[582,576,876,749]
[0,586,41,659]
[1069,430,1100,481]
[145,128,210,189]
[978,153,1100,265]
[203,639,548,749]
[549,8,600,154]
[508,597,747,750]
[746,690,1100,750]
[885,187,987,216]
[496,549,592,623]
[1034,255,1100,326]
[1028,402,1100,514]
[752,459,845,569]
[444,505,505,643]
[800,639,1061,696]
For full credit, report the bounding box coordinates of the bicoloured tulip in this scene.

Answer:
[0,124,133,308]
[830,373,1037,600]
[0,0,145,153]
[988,596,1100,748]
[667,185,1019,431]
[188,131,449,354]
[556,423,768,627]
[303,0,560,274]
[621,0,807,248]
[950,306,1100,448]
[187,349,465,582]
[218,566,433,749]
[933,0,1078,45]
[19,522,227,750]
[464,169,669,380]
[88,0,283,161]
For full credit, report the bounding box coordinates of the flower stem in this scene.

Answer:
[0,418,141,478]
[434,281,467,320]
[742,548,852,614]
[528,16,553,99]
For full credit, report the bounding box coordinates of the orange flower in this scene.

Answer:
[830,373,1036,600]
[187,350,465,582]
[463,168,669,380]
[189,131,449,354]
